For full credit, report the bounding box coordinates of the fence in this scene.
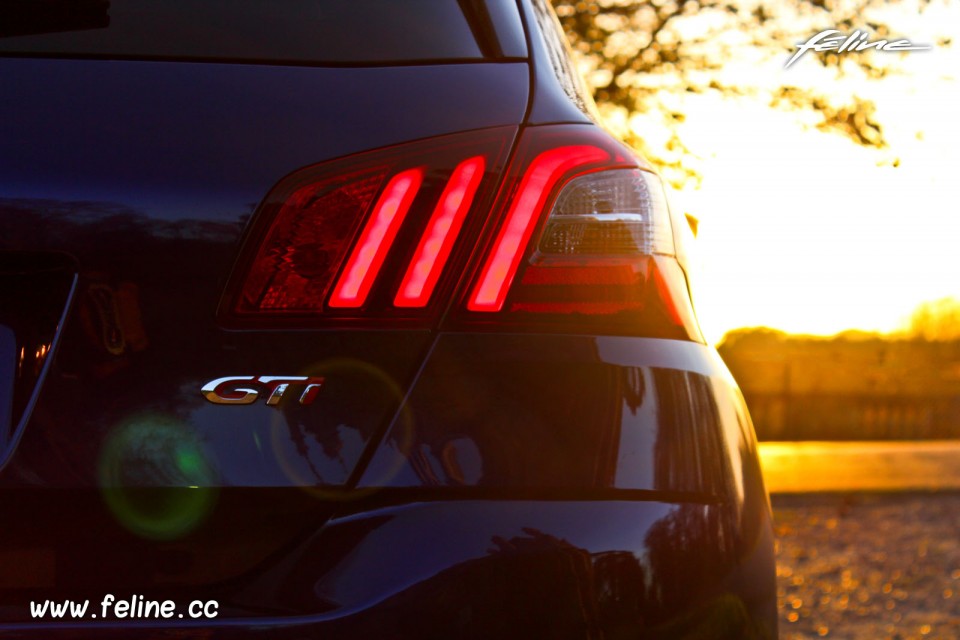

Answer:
[745,392,960,441]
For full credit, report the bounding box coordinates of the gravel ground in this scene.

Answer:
[772,492,960,639]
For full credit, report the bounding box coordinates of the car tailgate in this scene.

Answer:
[0,57,527,619]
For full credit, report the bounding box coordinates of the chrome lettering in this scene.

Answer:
[201,376,324,407]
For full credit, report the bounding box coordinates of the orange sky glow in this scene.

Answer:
[591,0,960,344]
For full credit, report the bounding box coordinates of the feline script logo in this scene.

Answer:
[786,30,932,68]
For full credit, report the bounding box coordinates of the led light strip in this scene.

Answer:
[468,145,608,312]
[395,156,486,308]
[329,168,424,308]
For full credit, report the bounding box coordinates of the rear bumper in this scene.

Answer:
[1,327,777,638]
[2,497,777,639]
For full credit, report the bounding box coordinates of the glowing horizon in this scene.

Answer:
[587,1,960,344]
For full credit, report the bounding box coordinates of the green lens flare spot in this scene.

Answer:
[175,445,204,477]
[98,414,218,540]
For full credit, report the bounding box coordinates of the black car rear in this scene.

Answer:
[0,1,777,637]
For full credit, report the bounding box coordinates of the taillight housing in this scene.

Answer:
[219,128,514,327]
[221,123,700,339]
[453,124,700,339]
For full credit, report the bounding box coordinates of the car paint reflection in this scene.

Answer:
[360,334,743,500]
[244,499,772,639]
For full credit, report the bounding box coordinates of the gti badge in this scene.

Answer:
[201,376,324,406]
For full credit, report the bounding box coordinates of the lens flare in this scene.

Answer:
[269,358,414,499]
[98,414,218,540]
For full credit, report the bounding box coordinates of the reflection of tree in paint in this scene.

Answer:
[0,199,242,485]
[274,357,413,487]
[652,367,732,497]
[98,414,218,540]
[479,515,760,637]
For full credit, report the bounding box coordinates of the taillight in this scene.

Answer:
[456,124,700,338]
[222,123,699,339]
[220,128,513,326]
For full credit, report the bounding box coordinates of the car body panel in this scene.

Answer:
[360,335,741,493]
[0,58,530,225]
[0,59,529,486]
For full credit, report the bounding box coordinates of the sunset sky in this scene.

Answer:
[594,1,960,344]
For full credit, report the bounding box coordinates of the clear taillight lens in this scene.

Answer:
[535,169,673,260]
